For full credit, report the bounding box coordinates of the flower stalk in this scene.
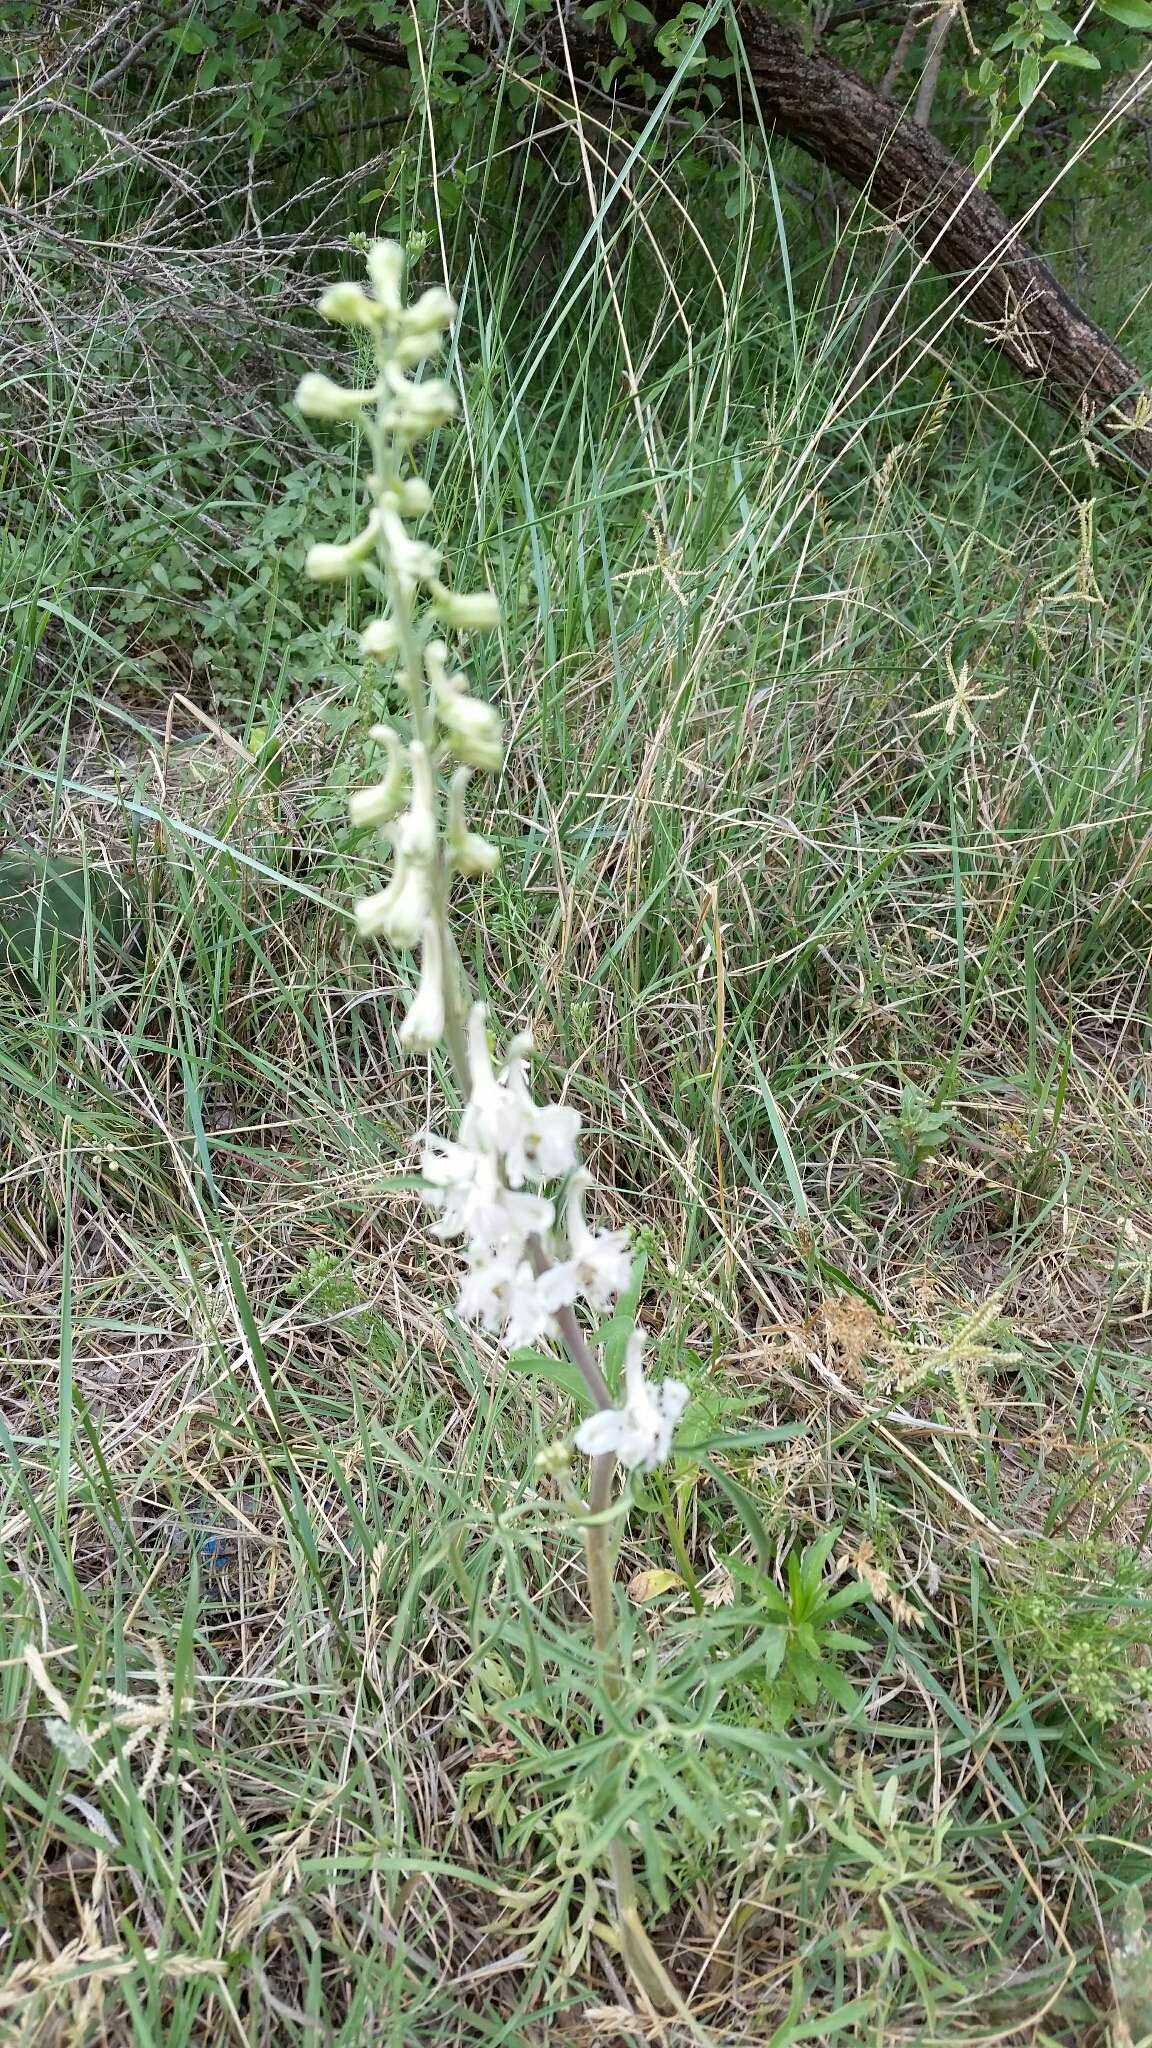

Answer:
[297,240,687,2013]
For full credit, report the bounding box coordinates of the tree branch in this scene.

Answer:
[280,1,1152,473]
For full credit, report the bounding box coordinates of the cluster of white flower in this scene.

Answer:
[422,1005,688,1468]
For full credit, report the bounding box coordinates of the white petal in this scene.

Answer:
[574,1410,625,1458]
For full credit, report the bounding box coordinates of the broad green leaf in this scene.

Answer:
[0,850,138,986]
[1019,49,1041,104]
[1047,39,1101,60]
[1098,0,1152,25]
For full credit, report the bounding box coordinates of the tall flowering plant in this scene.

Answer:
[296,242,687,2010]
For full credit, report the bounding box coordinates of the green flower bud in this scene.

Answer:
[317,281,378,327]
[432,585,502,632]
[295,372,376,421]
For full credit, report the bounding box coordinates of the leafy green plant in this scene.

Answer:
[720,1528,872,1723]
[880,1081,955,1182]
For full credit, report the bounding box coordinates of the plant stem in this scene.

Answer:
[585,1450,683,2016]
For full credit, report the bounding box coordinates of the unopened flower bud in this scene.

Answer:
[534,1439,573,1476]
[447,767,499,876]
[295,372,376,421]
[396,741,438,863]
[404,286,457,334]
[348,727,405,829]
[432,585,502,633]
[396,476,433,518]
[379,505,441,589]
[303,517,377,580]
[317,281,378,327]
[394,330,444,371]
[360,617,402,661]
[383,364,457,440]
[398,919,445,1052]
[367,239,405,319]
[435,685,504,772]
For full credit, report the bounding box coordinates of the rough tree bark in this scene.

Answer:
[287,1,1152,473]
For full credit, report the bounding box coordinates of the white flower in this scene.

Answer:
[574,1330,689,1472]
[295,372,377,421]
[422,1137,553,1252]
[398,919,445,1052]
[304,514,380,582]
[504,1268,562,1351]
[501,1041,582,1186]
[562,1172,633,1311]
[394,329,445,371]
[456,1252,559,1349]
[354,851,430,949]
[397,476,433,518]
[457,1247,522,1331]
[434,683,504,772]
[395,742,438,863]
[383,363,457,439]
[404,285,456,335]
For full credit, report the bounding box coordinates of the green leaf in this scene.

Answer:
[1019,49,1041,104]
[1047,39,1101,60]
[0,851,138,986]
[505,1348,596,1410]
[762,1623,788,1678]
[1098,0,1152,25]
[706,1465,774,1569]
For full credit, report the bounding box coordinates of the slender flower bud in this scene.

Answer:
[348,726,406,829]
[447,767,499,877]
[317,281,378,327]
[398,918,445,1051]
[432,584,502,633]
[360,617,402,661]
[396,742,438,863]
[367,239,405,320]
[295,372,377,421]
